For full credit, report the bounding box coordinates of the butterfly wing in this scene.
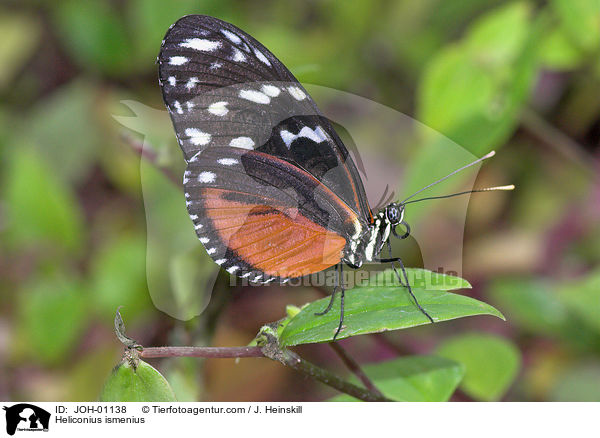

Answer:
[158,15,372,222]
[185,147,361,282]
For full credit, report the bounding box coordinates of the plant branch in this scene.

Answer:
[329,342,384,398]
[140,346,264,358]
[114,309,390,402]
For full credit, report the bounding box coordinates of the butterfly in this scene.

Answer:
[157,15,512,340]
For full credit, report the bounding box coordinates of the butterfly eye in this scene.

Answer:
[386,204,403,224]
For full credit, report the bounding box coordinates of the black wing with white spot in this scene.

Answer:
[157,15,372,222]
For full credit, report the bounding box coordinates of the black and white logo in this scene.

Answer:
[3,404,50,435]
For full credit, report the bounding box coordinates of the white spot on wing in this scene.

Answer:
[227,266,239,274]
[199,237,210,244]
[169,56,188,65]
[254,49,271,66]
[185,128,211,146]
[261,84,280,97]
[198,171,216,183]
[215,259,226,265]
[185,77,199,90]
[280,130,295,147]
[287,86,306,100]
[229,137,255,149]
[221,29,242,44]
[174,101,183,114]
[239,89,270,104]
[231,47,246,62]
[194,224,203,230]
[207,247,216,255]
[190,214,199,220]
[279,125,328,148]
[217,158,238,166]
[180,38,221,52]
[210,62,222,70]
[208,101,229,116]
[168,76,176,86]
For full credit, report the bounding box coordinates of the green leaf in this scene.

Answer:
[15,274,88,365]
[557,269,600,334]
[331,355,464,402]
[372,268,471,291]
[417,2,540,155]
[100,359,177,402]
[436,333,521,401]
[551,0,600,52]
[2,146,85,253]
[279,271,504,346]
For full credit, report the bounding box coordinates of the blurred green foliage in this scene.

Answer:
[0,0,599,402]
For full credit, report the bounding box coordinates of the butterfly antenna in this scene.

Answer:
[403,185,515,205]
[401,150,497,203]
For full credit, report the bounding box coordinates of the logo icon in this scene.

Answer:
[3,404,50,435]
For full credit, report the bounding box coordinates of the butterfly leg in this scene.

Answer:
[314,263,346,341]
[314,264,339,316]
[384,240,434,324]
[334,284,345,341]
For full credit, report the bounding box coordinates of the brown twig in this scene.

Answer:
[137,344,390,401]
[140,346,264,358]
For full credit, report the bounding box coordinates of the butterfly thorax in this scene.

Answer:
[343,203,405,268]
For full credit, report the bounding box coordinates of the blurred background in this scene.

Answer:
[0,0,599,402]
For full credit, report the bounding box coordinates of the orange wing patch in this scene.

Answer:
[203,188,345,278]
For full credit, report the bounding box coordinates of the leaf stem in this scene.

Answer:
[275,348,391,402]
[329,342,385,398]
